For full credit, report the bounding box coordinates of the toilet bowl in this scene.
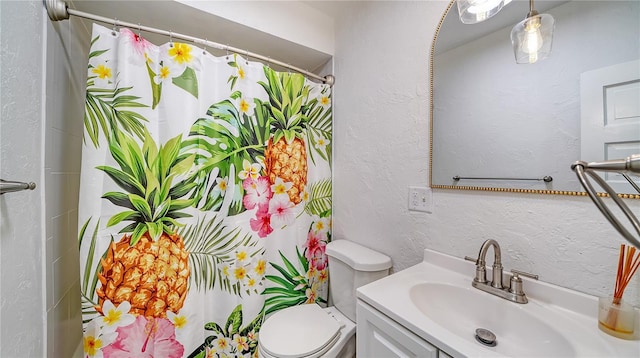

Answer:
[258,240,391,358]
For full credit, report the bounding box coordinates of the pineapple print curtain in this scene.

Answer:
[78,24,332,358]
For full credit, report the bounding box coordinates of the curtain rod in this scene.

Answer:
[44,0,335,86]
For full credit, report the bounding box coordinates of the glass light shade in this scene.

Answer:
[457,0,507,24]
[510,13,555,64]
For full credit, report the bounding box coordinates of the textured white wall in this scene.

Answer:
[177,0,335,56]
[333,0,640,306]
[0,1,46,356]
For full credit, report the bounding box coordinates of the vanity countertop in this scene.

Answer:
[356,249,640,357]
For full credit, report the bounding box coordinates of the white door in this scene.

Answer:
[581,60,640,192]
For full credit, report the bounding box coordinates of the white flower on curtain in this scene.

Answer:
[89,61,113,88]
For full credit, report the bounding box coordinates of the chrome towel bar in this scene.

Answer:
[0,179,36,195]
[453,175,553,182]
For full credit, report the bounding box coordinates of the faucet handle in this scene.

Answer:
[509,269,538,299]
[510,269,538,280]
[466,255,488,284]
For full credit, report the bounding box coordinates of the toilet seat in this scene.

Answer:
[259,332,340,358]
[259,304,343,358]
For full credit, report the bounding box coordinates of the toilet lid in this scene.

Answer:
[260,304,342,358]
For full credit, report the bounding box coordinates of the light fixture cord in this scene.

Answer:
[527,0,539,18]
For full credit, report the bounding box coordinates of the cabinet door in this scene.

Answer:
[357,301,438,358]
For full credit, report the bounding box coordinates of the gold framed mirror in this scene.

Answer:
[429,0,640,199]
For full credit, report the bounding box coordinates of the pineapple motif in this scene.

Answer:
[260,68,310,204]
[96,130,196,318]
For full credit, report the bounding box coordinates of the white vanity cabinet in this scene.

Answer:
[357,300,451,358]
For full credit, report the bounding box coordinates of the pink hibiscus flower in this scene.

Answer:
[242,176,272,210]
[120,28,153,58]
[268,195,295,229]
[102,316,183,358]
[304,231,324,259]
[305,231,328,270]
[311,251,328,271]
[250,205,273,238]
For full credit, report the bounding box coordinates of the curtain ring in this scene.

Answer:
[137,23,142,37]
[169,31,173,47]
[225,46,230,61]
[112,18,118,36]
[245,50,249,65]
[203,39,207,55]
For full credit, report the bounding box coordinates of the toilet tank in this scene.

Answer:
[325,240,392,322]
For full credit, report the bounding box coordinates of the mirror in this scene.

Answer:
[430,0,640,197]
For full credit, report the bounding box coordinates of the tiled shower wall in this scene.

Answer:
[44,13,87,358]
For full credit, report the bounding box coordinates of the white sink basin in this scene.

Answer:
[357,249,640,357]
[409,282,574,357]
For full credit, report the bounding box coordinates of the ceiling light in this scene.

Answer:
[457,0,510,24]
[510,0,555,64]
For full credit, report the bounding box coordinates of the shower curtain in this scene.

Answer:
[78,24,332,358]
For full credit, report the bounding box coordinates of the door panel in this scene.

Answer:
[581,60,640,192]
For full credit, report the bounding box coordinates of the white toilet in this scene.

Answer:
[258,239,392,358]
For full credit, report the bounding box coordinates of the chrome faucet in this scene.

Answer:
[466,240,538,304]
[474,239,503,289]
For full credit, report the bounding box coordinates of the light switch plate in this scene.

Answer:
[408,186,432,213]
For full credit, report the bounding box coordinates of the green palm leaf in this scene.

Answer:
[84,36,148,148]
[180,97,270,213]
[304,90,332,166]
[264,297,308,316]
[304,179,332,216]
[258,66,309,137]
[189,304,264,358]
[181,214,263,294]
[263,248,324,315]
[224,304,243,336]
[263,275,295,291]
[262,286,301,296]
[78,217,110,323]
[84,85,148,148]
[98,130,197,244]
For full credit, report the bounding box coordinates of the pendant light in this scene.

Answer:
[457,0,509,24]
[510,0,555,64]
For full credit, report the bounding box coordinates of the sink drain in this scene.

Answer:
[475,328,497,347]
